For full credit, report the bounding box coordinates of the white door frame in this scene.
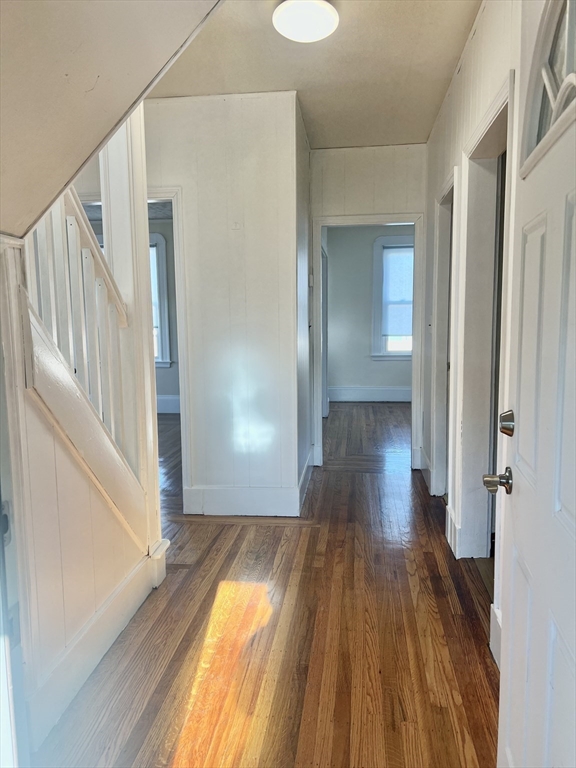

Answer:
[428,178,454,496]
[147,187,189,489]
[311,213,425,467]
[439,76,513,566]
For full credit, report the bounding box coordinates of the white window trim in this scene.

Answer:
[371,235,414,361]
[150,232,171,367]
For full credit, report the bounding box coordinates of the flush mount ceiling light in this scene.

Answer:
[272,0,339,43]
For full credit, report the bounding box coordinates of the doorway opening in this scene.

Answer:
[313,215,424,468]
[147,199,184,517]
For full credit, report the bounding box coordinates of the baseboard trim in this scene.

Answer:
[411,446,423,470]
[298,449,313,507]
[327,386,411,402]
[490,604,502,669]
[183,486,300,517]
[313,444,323,466]
[156,395,180,414]
[27,556,157,749]
[445,505,460,557]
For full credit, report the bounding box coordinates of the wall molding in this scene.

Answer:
[183,486,301,517]
[156,394,180,414]
[328,386,411,402]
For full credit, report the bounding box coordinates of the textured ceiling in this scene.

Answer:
[151,0,481,149]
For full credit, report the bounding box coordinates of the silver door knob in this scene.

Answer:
[483,466,513,495]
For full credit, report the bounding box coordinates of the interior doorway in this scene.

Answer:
[312,214,425,467]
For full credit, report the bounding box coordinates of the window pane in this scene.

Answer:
[383,303,413,337]
[386,335,413,353]
[537,83,553,143]
[383,248,413,303]
[149,244,161,359]
[382,247,414,338]
[549,1,568,88]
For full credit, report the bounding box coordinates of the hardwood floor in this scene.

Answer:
[35,403,499,768]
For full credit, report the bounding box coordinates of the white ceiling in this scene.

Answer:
[151,0,482,149]
[0,0,219,237]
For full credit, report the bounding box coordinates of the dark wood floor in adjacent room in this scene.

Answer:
[35,402,499,768]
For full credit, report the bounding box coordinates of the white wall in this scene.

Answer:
[145,92,310,516]
[421,0,514,661]
[422,0,513,505]
[311,144,426,218]
[326,225,413,402]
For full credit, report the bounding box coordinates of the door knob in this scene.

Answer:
[483,466,513,495]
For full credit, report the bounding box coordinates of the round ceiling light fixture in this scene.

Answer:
[272,0,339,43]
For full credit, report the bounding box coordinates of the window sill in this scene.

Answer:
[371,354,412,362]
[155,360,172,368]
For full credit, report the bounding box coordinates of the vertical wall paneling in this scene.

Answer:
[0,105,163,748]
[311,144,427,218]
[145,92,310,517]
[422,0,513,541]
[54,439,96,644]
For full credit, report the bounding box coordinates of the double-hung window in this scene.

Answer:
[149,233,171,367]
[372,241,414,357]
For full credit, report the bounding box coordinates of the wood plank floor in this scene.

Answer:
[35,403,499,768]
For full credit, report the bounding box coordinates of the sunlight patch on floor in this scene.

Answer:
[170,580,273,767]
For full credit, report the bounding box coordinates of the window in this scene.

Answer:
[149,233,170,366]
[526,0,576,158]
[372,240,414,357]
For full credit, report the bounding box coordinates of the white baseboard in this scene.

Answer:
[156,395,180,414]
[490,604,502,669]
[27,555,159,749]
[429,464,447,497]
[445,505,460,557]
[328,386,411,402]
[313,444,323,466]
[183,486,300,517]
[411,446,423,469]
[298,449,313,507]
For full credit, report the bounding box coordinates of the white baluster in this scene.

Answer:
[107,304,125,451]
[34,215,59,345]
[66,216,89,390]
[51,200,74,366]
[95,278,114,434]
[81,247,102,415]
[23,231,40,313]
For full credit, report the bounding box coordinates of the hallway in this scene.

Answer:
[35,403,499,768]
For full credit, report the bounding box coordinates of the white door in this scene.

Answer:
[497,2,575,766]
